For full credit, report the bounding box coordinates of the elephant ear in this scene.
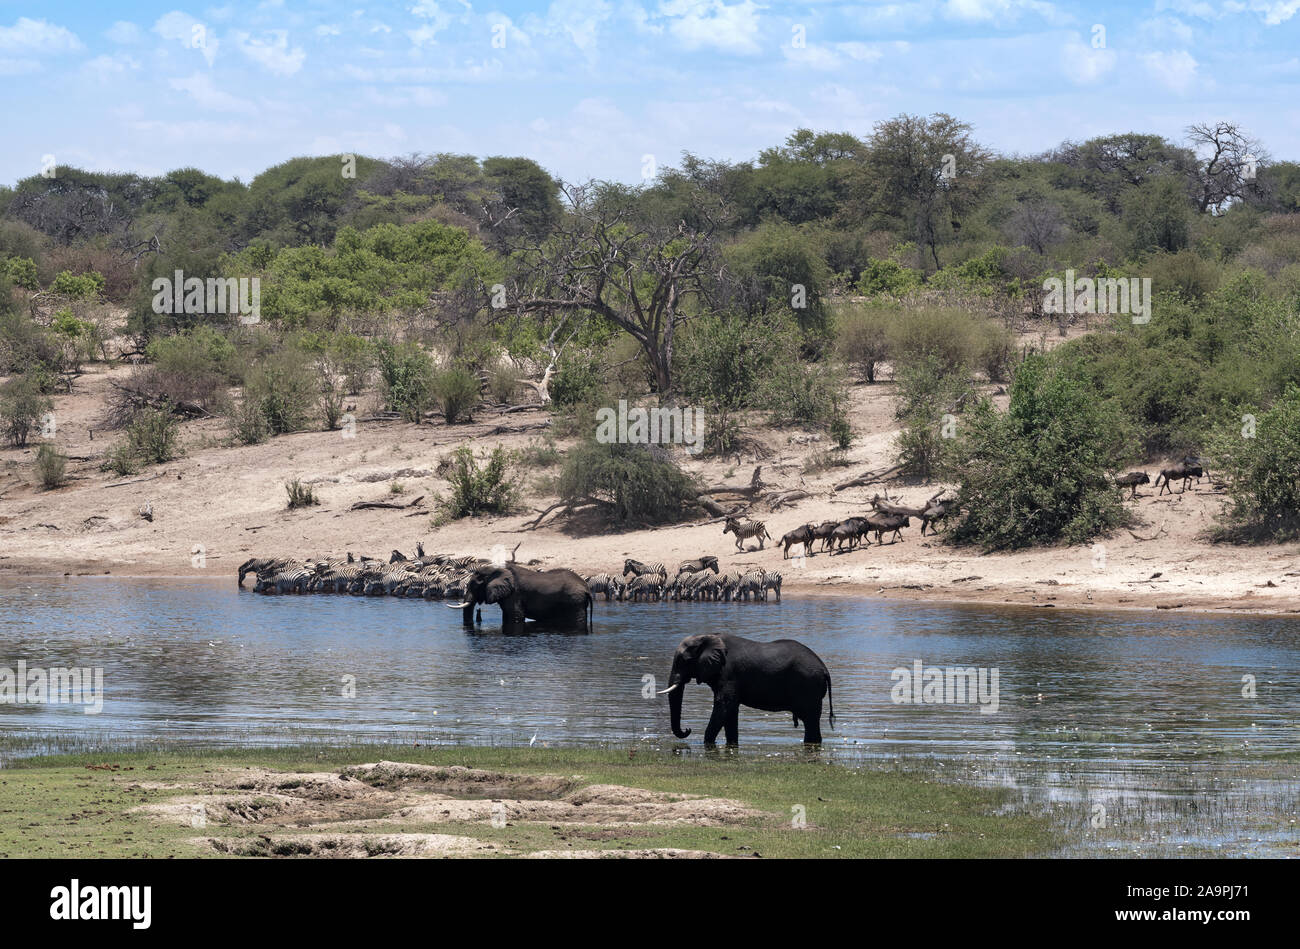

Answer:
[694,635,726,684]
[484,573,516,603]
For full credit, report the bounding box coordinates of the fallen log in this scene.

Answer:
[349,495,425,512]
[833,466,904,491]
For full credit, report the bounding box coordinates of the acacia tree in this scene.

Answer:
[504,182,725,397]
[1185,121,1268,214]
[858,113,990,270]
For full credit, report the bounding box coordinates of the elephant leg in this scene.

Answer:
[724,706,739,746]
[703,698,727,745]
[802,702,823,743]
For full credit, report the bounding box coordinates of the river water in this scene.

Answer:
[2,577,1297,855]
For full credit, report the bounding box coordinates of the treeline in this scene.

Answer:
[2,115,1299,542]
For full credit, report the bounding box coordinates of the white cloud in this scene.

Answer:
[0,58,40,74]
[944,0,1064,24]
[170,71,256,111]
[105,21,143,44]
[153,11,219,66]
[315,25,342,38]
[84,53,142,77]
[0,17,83,52]
[1060,35,1116,84]
[659,0,763,55]
[234,30,305,75]
[784,41,885,71]
[1142,48,1198,92]
[535,0,614,54]
[1155,0,1299,23]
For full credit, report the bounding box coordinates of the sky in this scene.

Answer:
[2,0,1299,188]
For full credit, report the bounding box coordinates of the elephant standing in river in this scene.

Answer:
[447,563,593,628]
[660,633,834,745]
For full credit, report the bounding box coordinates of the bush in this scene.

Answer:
[949,354,1133,549]
[230,397,270,445]
[1211,387,1300,539]
[855,258,924,296]
[285,479,320,509]
[378,342,436,421]
[432,366,480,423]
[557,440,699,526]
[886,306,987,376]
[834,304,895,383]
[549,352,603,408]
[244,350,317,435]
[1,374,52,447]
[893,357,974,480]
[127,408,181,465]
[438,446,519,519]
[486,362,520,403]
[101,442,138,477]
[3,256,39,290]
[50,270,105,299]
[759,357,846,430]
[35,444,67,489]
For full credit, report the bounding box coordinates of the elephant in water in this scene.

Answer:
[659,633,834,745]
[446,563,593,629]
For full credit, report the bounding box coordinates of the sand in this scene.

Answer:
[2,360,1298,616]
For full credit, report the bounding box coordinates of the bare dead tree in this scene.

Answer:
[1186,122,1269,214]
[502,182,727,397]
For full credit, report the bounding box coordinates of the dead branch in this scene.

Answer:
[349,495,425,512]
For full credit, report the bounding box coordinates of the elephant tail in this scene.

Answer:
[825,671,835,730]
[586,592,593,627]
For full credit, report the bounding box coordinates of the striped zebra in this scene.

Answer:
[735,569,767,601]
[723,517,771,551]
[238,556,291,588]
[256,563,314,595]
[717,572,743,602]
[627,574,665,601]
[676,556,720,577]
[586,573,626,602]
[761,569,783,603]
[623,558,668,581]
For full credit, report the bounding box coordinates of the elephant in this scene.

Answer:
[446,563,593,628]
[659,633,834,745]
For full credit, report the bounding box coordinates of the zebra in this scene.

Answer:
[717,572,743,602]
[723,517,770,551]
[257,563,314,595]
[735,570,767,601]
[676,556,720,577]
[761,569,783,603]
[586,573,626,601]
[238,556,291,588]
[627,574,665,602]
[623,558,668,581]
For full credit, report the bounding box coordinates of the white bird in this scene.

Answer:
[529,733,537,746]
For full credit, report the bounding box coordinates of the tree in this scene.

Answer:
[1124,177,1192,254]
[482,157,562,241]
[1185,121,1268,214]
[507,182,724,396]
[858,113,990,270]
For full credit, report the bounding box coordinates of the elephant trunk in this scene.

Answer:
[665,661,691,739]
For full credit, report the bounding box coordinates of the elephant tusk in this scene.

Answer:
[445,601,470,609]
[657,684,680,694]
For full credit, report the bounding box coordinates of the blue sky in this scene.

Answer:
[2,0,1298,188]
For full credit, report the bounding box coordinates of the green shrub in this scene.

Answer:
[285,479,320,509]
[949,354,1133,549]
[834,305,895,383]
[855,258,924,296]
[438,446,519,519]
[759,357,845,429]
[378,342,436,421]
[35,444,67,489]
[3,256,39,290]
[127,408,181,465]
[432,366,481,423]
[230,397,270,445]
[1211,387,1300,539]
[101,442,139,477]
[50,270,105,300]
[1,374,52,447]
[549,353,603,408]
[244,350,317,435]
[892,357,973,481]
[885,306,985,375]
[557,440,699,526]
[486,363,520,403]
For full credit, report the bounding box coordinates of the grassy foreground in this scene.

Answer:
[0,744,1059,858]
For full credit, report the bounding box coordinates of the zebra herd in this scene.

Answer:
[584,557,784,603]
[237,549,489,599]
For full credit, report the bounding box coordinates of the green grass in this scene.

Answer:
[0,744,1060,858]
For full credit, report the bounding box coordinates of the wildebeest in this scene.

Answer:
[1114,471,1150,498]
[809,520,840,552]
[864,513,910,545]
[1182,455,1211,483]
[1155,462,1203,495]
[830,517,869,553]
[779,524,816,559]
[918,498,956,535]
